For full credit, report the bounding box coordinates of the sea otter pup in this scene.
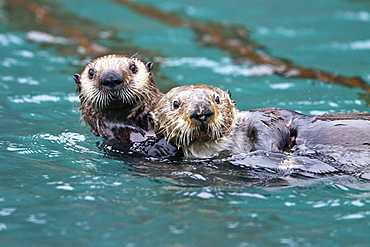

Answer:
[151,84,370,168]
[74,54,177,156]
[151,84,291,158]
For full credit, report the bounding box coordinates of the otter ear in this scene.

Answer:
[74,74,81,92]
[225,89,232,98]
[146,62,154,74]
[73,74,81,84]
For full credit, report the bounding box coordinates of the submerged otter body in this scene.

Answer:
[244,108,370,168]
[74,54,177,156]
[288,110,370,168]
[151,84,290,158]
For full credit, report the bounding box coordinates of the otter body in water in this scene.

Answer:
[74,54,176,156]
[249,107,370,169]
[285,109,370,168]
[151,84,370,168]
[151,84,290,158]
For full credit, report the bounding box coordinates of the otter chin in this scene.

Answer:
[74,54,162,144]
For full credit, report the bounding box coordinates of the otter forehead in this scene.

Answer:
[178,84,226,94]
[173,89,211,101]
[83,55,146,78]
[167,84,228,101]
[87,55,144,71]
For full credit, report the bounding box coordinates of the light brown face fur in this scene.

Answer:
[152,84,237,157]
[76,54,156,110]
[75,54,162,136]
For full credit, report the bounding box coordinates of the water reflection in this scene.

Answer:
[89,137,370,189]
[4,121,367,190]
[98,145,338,187]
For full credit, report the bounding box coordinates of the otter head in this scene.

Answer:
[151,84,236,157]
[74,54,157,111]
[74,55,163,137]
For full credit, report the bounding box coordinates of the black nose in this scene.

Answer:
[99,70,124,89]
[190,107,214,123]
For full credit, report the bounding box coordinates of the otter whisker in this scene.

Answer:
[183,126,191,146]
[217,119,244,149]
[214,122,226,139]
[166,121,180,143]
[76,54,165,154]
[218,120,232,135]
[130,52,140,58]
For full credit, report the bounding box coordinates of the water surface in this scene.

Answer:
[1,0,370,246]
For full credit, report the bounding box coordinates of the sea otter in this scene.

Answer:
[151,84,370,168]
[74,54,177,156]
[151,84,290,158]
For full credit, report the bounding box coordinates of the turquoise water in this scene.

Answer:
[1,0,370,246]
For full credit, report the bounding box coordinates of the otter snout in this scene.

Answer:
[190,106,214,124]
[99,69,124,89]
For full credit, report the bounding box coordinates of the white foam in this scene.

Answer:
[197,192,215,199]
[9,94,59,104]
[270,82,295,90]
[336,212,369,220]
[228,192,267,200]
[342,11,370,22]
[56,185,74,191]
[0,33,23,46]
[158,56,274,76]
[0,208,16,216]
[350,40,370,50]
[84,196,95,201]
[26,31,71,44]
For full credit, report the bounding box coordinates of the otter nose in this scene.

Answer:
[99,70,124,89]
[190,108,214,123]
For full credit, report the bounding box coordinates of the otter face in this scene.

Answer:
[74,54,155,110]
[152,84,237,151]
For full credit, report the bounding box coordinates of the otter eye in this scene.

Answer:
[129,64,137,74]
[215,96,220,104]
[88,69,94,79]
[173,100,180,109]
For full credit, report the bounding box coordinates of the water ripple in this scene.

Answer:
[156,56,274,77]
[8,93,78,104]
[6,132,98,158]
[0,208,17,216]
[336,211,370,221]
[0,33,23,46]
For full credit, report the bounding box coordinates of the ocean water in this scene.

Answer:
[1,0,370,246]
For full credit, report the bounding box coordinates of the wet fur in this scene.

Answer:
[75,54,162,142]
[151,84,290,158]
[152,84,370,166]
[251,107,370,168]
[152,84,235,157]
